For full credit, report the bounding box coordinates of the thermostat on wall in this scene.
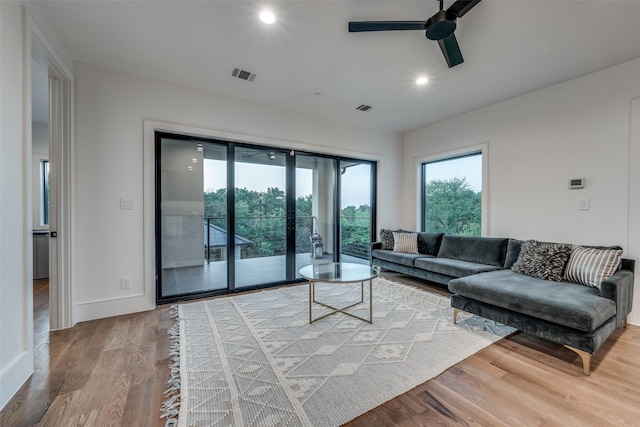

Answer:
[569,178,585,189]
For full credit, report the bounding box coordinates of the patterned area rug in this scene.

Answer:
[163,278,514,427]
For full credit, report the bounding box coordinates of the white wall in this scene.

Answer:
[73,61,403,322]
[404,58,640,326]
[0,2,73,410]
[0,2,31,410]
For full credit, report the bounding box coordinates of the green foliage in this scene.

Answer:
[424,177,481,236]
[340,205,372,259]
[204,188,371,259]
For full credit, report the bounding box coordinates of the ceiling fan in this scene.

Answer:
[348,0,482,68]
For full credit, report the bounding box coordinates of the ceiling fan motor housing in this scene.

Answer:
[425,10,457,40]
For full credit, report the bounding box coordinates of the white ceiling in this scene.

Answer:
[36,1,640,133]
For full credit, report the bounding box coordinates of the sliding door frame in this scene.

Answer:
[155,131,377,304]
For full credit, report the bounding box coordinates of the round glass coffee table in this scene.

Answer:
[299,262,380,324]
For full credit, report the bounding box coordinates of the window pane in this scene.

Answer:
[340,161,373,264]
[159,139,228,298]
[42,160,50,225]
[234,147,287,288]
[295,155,336,276]
[423,153,482,236]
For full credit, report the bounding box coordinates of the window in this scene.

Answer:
[421,152,482,236]
[41,160,50,225]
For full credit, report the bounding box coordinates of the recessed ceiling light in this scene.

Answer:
[259,11,276,24]
[416,76,429,85]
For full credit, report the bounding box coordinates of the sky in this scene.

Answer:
[203,160,373,207]
[423,154,482,192]
[204,155,481,206]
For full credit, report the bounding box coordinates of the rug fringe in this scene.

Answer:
[161,304,181,427]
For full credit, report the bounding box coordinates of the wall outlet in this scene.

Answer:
[121,276,132,289]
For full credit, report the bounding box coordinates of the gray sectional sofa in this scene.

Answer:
[370,233,635,375]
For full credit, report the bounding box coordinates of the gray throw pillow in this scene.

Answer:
[511,240,573,282]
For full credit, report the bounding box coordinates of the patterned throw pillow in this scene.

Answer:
[511,240,573,282]
[392,232,419,254]
[380,229,395,250]
[564,246,622,289]
[380,229,407,250]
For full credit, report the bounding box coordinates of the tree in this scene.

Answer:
[203,188,373,259]
[424,177,481,236]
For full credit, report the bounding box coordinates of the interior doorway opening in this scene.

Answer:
[31,52,51,342]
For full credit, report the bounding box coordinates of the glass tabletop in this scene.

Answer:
[299,262,379,283]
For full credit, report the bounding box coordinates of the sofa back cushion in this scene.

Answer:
[417,232,444,255]
[437,235,508,268]
[503,238,524,269]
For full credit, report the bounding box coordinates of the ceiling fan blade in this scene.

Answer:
[437,34,464,68]
[348,21,427,32]
[446,0,482,18]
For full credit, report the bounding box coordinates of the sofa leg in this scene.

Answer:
[622,317,628,329]
[453,308,462,324]
[564,345,591,376]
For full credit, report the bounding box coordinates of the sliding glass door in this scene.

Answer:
[156,132,375,303]
[339,161,375,265]
[295,155,337,277]
[234,147,288,288]
[158,138,228,298]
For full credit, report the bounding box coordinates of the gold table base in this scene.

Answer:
[308,278,373,324]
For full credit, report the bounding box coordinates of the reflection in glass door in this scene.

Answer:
[158,137,228,299]
[295,155,337,277]
[234,147,287,288]
[339,161,374,265]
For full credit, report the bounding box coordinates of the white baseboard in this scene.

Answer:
[75,294,155,323]
[0,350,33,410]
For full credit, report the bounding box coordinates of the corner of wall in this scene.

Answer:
[626,97,640,326]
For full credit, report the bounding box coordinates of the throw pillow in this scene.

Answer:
[564,246,623,289]
[511,240,573,282]
[392,232,419,254]
[380,229,395,250]
[380,228,407,250]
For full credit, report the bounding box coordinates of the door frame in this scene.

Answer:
[24,8,75,330]
[144,120,381,304]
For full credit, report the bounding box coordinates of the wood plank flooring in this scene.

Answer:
[2,275,639,426]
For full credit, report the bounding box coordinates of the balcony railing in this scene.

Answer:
[204,215,372,262]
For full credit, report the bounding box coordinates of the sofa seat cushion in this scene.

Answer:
[372,249,432,267]
[414,257,500,278]
[448,270,616,332]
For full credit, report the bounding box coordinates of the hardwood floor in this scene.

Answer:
[2,276,639,426]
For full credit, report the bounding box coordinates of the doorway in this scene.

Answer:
[155,133,376,303]
[27,12,75,332]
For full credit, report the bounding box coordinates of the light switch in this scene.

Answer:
[120,198,136,210]
[578,198,590,211]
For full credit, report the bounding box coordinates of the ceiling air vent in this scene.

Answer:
[356,104,373,112]
[232,68,257,82]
